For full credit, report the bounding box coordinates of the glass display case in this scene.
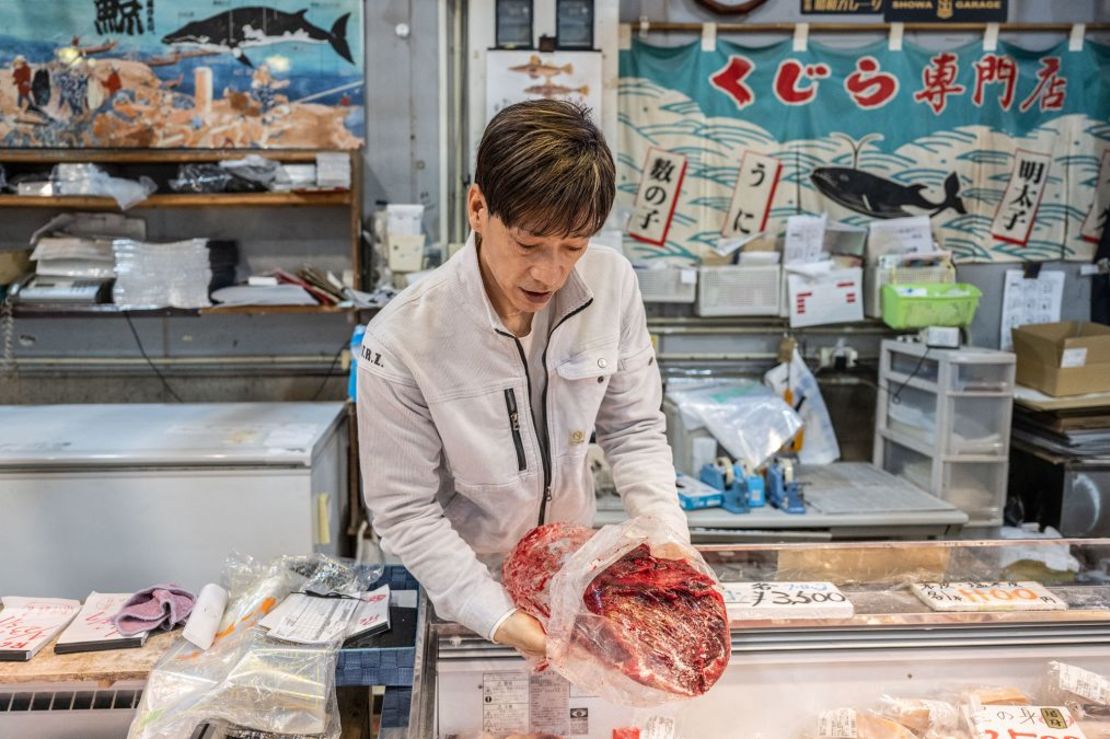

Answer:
[404,539,1110,738]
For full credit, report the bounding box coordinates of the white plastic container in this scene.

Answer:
[696,265,781,316]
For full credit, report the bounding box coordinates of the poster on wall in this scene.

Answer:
[801,0,883,15]
[486,50,602,125]
[0,1,364,148]
[884,0,1007,22]
[618,36,1109,265]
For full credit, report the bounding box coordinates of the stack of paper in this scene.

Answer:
[112,238,212,309]
[54,592,147,654]
[259,585,391,645]
[316,153,351,190]
[31,236,115,279]
[211,285,318,306]
[0,596,81,661]
[278,164,317,190]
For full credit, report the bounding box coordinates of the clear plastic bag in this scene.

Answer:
[764,348,840,465]
[1041,662,1110,738]
[876,696,960,736]
[506,516,730,707]
[51,163,156,210]
[219,155,289,190]
[169,164,269,194]
[128,553,370,739]
[668,381,802,470]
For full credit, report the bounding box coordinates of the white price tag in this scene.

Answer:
[1061,347,1088,368]
[721,582,854,620]
[911,581,1068,612]
[1053,662,1110,704]
[816,708,858,738]
[965,705,1087,739]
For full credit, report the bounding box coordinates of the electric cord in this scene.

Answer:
[888,346,931,405]
[123,311,185,403]
[310,340,351,401]
[1,298,14,377]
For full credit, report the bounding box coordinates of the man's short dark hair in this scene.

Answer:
[475,99,615,238]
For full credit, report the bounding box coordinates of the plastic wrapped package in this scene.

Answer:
[219,155,289,189]
[1043,662,1110,737]
[503,517,730,707]
[666,381,802,470]
[169,164,269,194]
[128,553,370,739]
[113,238,212,309]
[51,163,156,209]
[877,696,961,736]
[811,703,976,738]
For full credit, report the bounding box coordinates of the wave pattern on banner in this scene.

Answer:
[618,79,1101,265]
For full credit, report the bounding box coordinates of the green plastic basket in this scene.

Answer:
[880,283,982,329]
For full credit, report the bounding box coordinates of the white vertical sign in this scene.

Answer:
[991,149,1052,246]
[722,151,782,238]
[1081,150,1110,244]
[628,147,687,246]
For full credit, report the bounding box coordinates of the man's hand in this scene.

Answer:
[492,611,547,659]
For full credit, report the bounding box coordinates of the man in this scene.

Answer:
[357,100,687,658]
[11,56,31,111]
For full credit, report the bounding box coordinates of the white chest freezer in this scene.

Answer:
[0,402,348,598]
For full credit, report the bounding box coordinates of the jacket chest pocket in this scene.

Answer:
[429,386,530,487]
[552,343,618,458]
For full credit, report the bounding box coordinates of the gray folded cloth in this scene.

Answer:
[111,584,196,637]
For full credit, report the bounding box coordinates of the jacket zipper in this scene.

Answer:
[495,296,593,527]
[537,298,594,525]
[504,388,526,471]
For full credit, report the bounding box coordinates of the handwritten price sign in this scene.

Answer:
[965,705,1088,739]
[721,582,854,620]
[911,581,1067,612]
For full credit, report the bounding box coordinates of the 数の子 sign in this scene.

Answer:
[0,1,364,148]
[619,36,1109,264]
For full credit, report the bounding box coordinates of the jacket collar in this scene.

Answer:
[454,232,594,334]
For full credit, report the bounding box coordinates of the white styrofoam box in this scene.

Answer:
[635,265,697,303]
[865,263,955,317]
[787,267,864,327]
[696,265,781,316]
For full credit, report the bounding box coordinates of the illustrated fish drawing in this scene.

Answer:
[811,168,967,219]
[509,55,573,79]
[161,6,353,68]
[525,83,589,98]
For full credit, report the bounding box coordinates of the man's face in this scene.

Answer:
[468,185,589,316]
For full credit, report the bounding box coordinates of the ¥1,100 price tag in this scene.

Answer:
[911,581,1068,612]
[964,705,1088,739]
[720,581,854,620]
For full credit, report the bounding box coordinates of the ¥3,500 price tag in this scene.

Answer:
[720,582,854,620]
[964,705,1088,739]
[911,581,1068,612]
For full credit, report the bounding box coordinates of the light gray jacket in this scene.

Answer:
[356,235,687,640]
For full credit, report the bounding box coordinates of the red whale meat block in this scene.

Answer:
[503,523,730,698]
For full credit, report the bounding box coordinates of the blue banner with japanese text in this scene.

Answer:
[618,37,1110,263]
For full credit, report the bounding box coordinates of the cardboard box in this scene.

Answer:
[786,266,864,327]
[1012,321,1110,396]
